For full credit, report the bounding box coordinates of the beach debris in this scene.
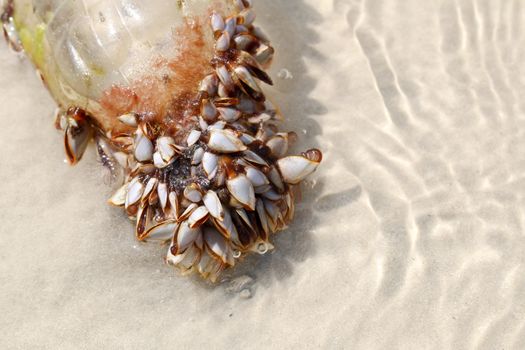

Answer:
[2,0,322,282]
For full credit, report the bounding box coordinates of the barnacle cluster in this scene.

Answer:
[3,0,321,282]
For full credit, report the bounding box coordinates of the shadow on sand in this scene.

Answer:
[219,0,329,289]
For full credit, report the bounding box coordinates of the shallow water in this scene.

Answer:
[1,0,525,349]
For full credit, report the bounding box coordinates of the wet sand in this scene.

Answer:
[1,0,525,349]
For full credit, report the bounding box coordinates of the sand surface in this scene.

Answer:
[2,0,525,349]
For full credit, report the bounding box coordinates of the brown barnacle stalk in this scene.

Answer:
[88,0,321,282]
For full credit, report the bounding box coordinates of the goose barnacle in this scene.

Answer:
[3,0,322,282]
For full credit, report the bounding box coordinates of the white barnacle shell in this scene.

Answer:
[208,129,247,153]
[176,222,202,254]
[268,166,285,192]
[134,131,154,162]
[248,112,272,124]
[212,207,237,240]
[245,167,270,187]
[118,113,138,127]
[203,190,225,221]
[218,83,229,98]
[108,184,128,207]
[64,113,93,165]
[238,95,256,113]
[234,33,257,50]
[166,243,187,267]
[201,99,218,122]
[240,133,256,145]
[153,137,177,168]
[216,31,231,52]
[216,65,234,89]
[224,17,236,38]
[254,44,275,67]
[167,244,200,269]
[235,26,248,35]
[178,203,199,222]
[199,74,219,95]
[266,134,289,159]
[243,150,268,166]
[204,227,234,266]
[142,177,158,201]
[188,206,210,228]
[198,116,209,131]
[186,130,202,147]
[264,199,283,231]
[255,125,272,142]
[254,184,272,194]
[217,107,241,122]
[157,183,168,210]
[211,12,225,33]
[192,147,205,165]
[153,152,167,169]
[208,120,227,130]
[143,221,178,242]
[202,152,219,179]
[238,8,256,25]
[252,24,270,42]
[263,189,281,201]
[157,137,176,162]
[234,0,250,11]
[227,174,256,211]
[136,203,152,239]
[126,178,144,208]
[285,191,295,222]
[184,183,203,203]
[197,253,215,276]
[277,150,322,185]
[233,65,262,93]
[167,191,181,220]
